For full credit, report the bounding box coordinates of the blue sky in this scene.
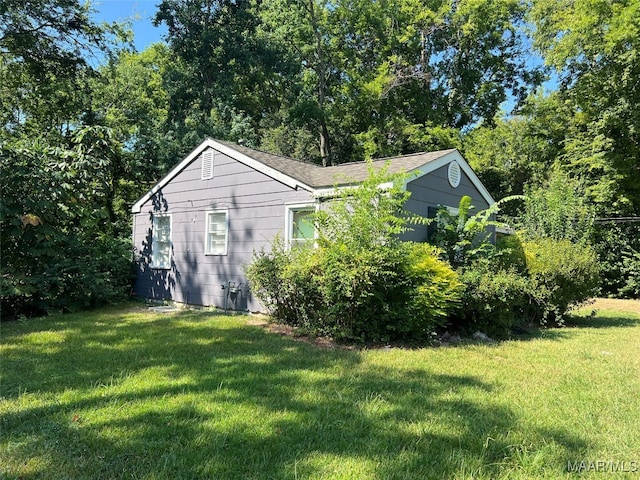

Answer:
[91,0,167,52]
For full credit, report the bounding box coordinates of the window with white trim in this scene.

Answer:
[152,214,172,269]
[201,149,214,180]
[205,210,228,255]
[286,205,315,249]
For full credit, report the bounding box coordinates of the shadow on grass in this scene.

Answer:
[502,309,640,344]
[564,314,640,329]
[1,307,588,479]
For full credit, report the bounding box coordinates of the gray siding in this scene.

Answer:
[402,163,491,242]
[133,147,313,311]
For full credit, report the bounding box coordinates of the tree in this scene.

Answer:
[153,0,282,144]
[257,0,342,165]
[529,0,640,214]
[462,93,569,211]
[0,129,133,317]
[329,0,543,158]
[261,0,541,162]
[0,0,125,77]
[1,0,134,318]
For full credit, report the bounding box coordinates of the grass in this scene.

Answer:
[1,303,639,479]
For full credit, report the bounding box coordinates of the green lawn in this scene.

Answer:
[1,304,639,479]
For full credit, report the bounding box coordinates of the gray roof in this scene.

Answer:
[132,137,494,213]
[214,139,456,189]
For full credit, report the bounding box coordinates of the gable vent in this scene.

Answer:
[448,160,461,188]
[201,149,214,180]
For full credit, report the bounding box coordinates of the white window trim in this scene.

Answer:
[285,203,317,250]
[151,213,172,270]
[204,209,229,256]
[442,205,459,216]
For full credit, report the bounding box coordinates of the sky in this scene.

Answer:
[91,0,167,52]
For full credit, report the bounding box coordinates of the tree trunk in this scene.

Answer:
[320,118,331,166]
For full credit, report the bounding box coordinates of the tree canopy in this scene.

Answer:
[2,0,639,316]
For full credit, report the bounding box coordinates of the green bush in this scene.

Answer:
[451,262,530,339]
[447,236,601,337]
[523,238,600,324]
[1,235,133,318]
[312,242,462,342]
[247,240,461,343]
[593,223,640,298]
[517,172,595,245]
[619,250,640,298]
[495,233,527,273]
[400,243,463,333]
[247,163,462,343]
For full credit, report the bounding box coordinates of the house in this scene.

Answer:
[131,138,495,311]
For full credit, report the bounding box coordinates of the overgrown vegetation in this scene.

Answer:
[0,129,135,319]
[248,165,462,342]
[2,0,637,319]
[428,190,600,338]
[248,164,601,342]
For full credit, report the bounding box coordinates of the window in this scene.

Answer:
[205,210,228,255]
[286,205,315,249]
[152,214,172,269]
[427,205,458,240]
[202,149,214,180]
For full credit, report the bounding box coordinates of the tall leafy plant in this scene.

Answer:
[429,194,522,267]
[248,163,462,342]
[517,171,595,244]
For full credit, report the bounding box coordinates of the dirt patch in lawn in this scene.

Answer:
[246,317,349,349]
[586,297,640,315]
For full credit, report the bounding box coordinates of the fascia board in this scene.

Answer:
[406,150,496,206]
[131,138,315,213]
[313,185,357,199]
[209,139,314,193]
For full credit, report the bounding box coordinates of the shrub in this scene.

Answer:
[619,249,640,298]
[312,242,461,342]
[400,243,463,334]
[447,235,601,337]
[593,222,640,298]
[246,237,322,329]
[522,238,600,324]
[247,239,461,343]
[247,163,462,343]
[450,262,530,339]
[495,233,527,273]
[1,234,133,319]
[517,172,595,245]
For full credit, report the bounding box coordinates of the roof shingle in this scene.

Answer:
[214,139,456,189]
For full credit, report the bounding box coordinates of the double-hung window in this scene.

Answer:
[152,214,172,269]
[286,205,315,249]
[205,210,228,255]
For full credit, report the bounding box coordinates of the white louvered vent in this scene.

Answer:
[448,160,461,188]
[201,149,214,180]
